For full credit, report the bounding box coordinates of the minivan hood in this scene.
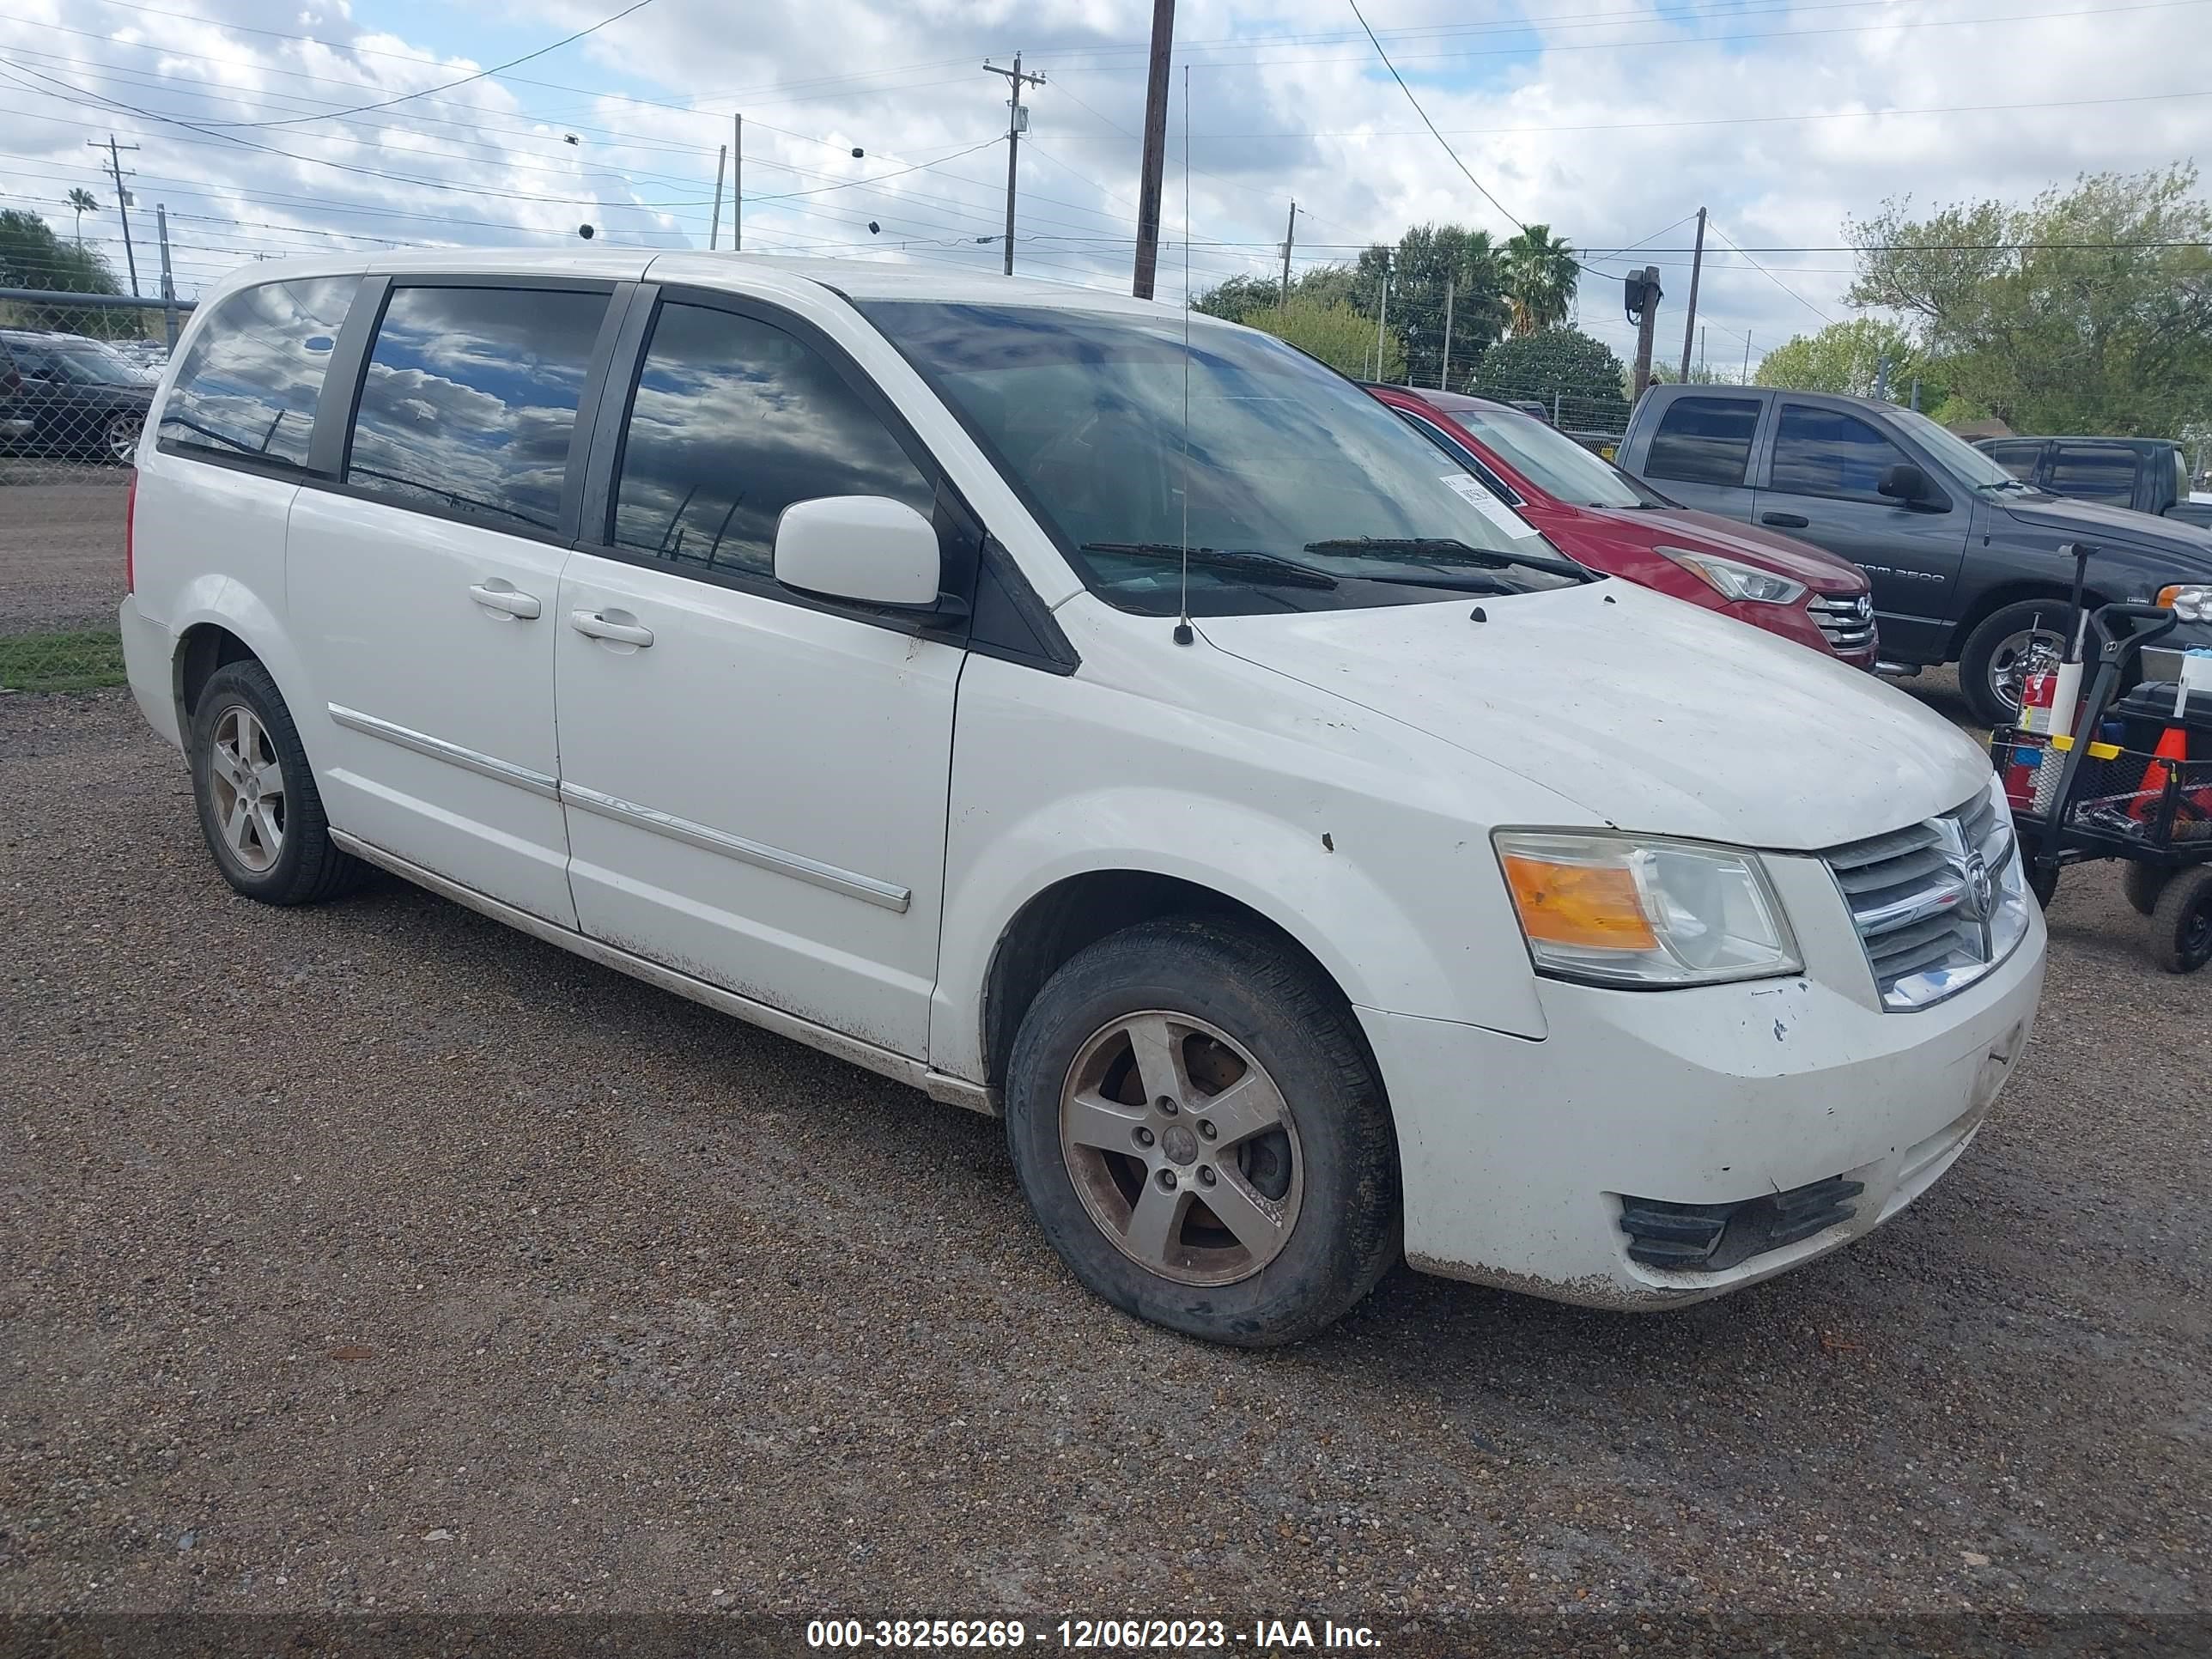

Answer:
[2002,494,2212,562]
[1198,580,1987,850]
[1585,505,1868,591]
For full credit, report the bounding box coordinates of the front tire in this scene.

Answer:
[1003,916,1400,1347]
[2148,866,2212,974]
[190,659,369,905]
[1960,599,2075,728]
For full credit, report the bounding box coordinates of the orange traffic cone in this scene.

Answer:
[2133,725,2191,823]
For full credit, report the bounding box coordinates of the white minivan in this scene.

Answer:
[118,251,2045,1345]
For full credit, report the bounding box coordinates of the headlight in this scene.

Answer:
[1495,830,1802,988]
[1654,546,1808,606]
[2157,583,2211,623]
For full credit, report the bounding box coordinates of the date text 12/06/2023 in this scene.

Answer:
[805,1619,1382,1650]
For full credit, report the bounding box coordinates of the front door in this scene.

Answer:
[288,278,618,926]
[1751,400,1971,662]
[553,292,963,1058]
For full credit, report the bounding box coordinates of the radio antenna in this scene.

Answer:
[1173,63,1194,647]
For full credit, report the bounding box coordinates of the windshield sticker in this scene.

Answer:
[1439,472,1542,539]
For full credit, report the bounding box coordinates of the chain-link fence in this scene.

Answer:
[1,289,185,693]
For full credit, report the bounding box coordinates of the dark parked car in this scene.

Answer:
[1973,434,2212,530]
[0,329,155,465]
[1616,384,2212,724]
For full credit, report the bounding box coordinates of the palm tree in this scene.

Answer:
[1504,224,1580,336]
[67,188,99,249]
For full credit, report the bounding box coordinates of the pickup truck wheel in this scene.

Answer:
[1960,600,2075,727]
[1003,916,1400,1347]
[2148,866,2212,973]
[190,660,370,906]
[2122,860,2173,918]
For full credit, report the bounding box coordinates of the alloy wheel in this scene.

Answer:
[106,412,143,465]
[209,704,285,872]
[1058,1010,1304,1287]
[1986,628,2064,718]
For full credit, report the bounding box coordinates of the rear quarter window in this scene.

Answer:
[1642,396,1762,487]
[158,276,361,469]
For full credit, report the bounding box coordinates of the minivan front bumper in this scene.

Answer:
[1360,900,2045,1309]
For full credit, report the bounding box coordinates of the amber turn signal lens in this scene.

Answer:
[1501,854,1659,951]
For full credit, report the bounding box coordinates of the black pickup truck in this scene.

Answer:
[1973,435,2212,530]
[1615,385,2212,724]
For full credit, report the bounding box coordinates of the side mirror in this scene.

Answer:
[774,496,942,610]
[1878,462,1931,504]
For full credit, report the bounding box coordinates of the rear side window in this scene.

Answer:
[157,275,359,467]
[1769,404,1913,501]
[1981,441,2043,481]
[609,301,934,577]
[346,284,608,534]
[2046,443,2136,506]
[1642,396,1761,487]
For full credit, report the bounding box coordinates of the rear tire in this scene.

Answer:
[2122,860,2173,919]
[190,659,370,906]
[2148,866,2212,974]
[1003,916,1400,1347]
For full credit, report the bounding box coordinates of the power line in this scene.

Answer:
[1708,222,1836,325]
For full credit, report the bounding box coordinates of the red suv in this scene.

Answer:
[1369,386,1878,669]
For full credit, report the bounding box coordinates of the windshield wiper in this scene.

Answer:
[1975,477,2034,492]
[1304,535,1588,580]
[1079,542,1337,588]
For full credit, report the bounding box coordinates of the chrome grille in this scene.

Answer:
[1808,592,1877,653]
[1828,787,2031,1011]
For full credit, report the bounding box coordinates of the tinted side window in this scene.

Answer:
[611,301,934,577]
[2046,444,2137,506]
[1643,396,1761,487]
[1769,404,1911,501]
[1981,441,2043,481]
[159,276,360,467]
[346,284,608,533]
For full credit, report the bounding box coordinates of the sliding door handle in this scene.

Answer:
[570,609,654,648]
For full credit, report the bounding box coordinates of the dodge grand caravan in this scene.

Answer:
[119,252,2046,1346]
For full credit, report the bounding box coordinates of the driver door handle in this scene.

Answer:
[1761,511,1810,529]
[467,581,542,619]
[570,610,655,647]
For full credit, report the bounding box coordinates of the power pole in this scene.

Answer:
[1439,275,1455,391]
[1129,0,1174,298]
[1626,264,1662,397]
[89,135,141,297]
[1371,255,1390,380]
[733,114,743,251]
[708,144,726,250]
[1741,329,1753,385]
[155,203,177,349]
[1677,205,1705,384]
[1279,199,1297,302]
[984,53,1046,276]
[1873,354,1893,401]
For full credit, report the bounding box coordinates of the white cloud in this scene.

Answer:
[2,0,2208,369]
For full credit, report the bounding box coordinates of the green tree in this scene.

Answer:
[1243,297,1407,380]
[1470,327,1631,428]
[1754,317,1939,400]
[0,210,125,335]
[66,188,99,249]
[1846,164,2212,434]
[1503,224,1580,336]
[1364,223,1512,390]
[1190,272,1287,325]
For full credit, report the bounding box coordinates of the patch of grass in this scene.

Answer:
[0,628,128,693]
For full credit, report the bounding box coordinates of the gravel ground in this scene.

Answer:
[1,688,2206,1630]
[0,479,129,635]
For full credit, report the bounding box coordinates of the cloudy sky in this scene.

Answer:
[2,0,2206,372]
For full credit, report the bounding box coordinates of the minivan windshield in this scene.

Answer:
[861,301,1587,616]
[1444,402,1662,509]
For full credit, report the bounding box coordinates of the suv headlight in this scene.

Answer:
[1495,830,1802,988]
[2157,583,2210,623]
[1655,546,1808,606]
